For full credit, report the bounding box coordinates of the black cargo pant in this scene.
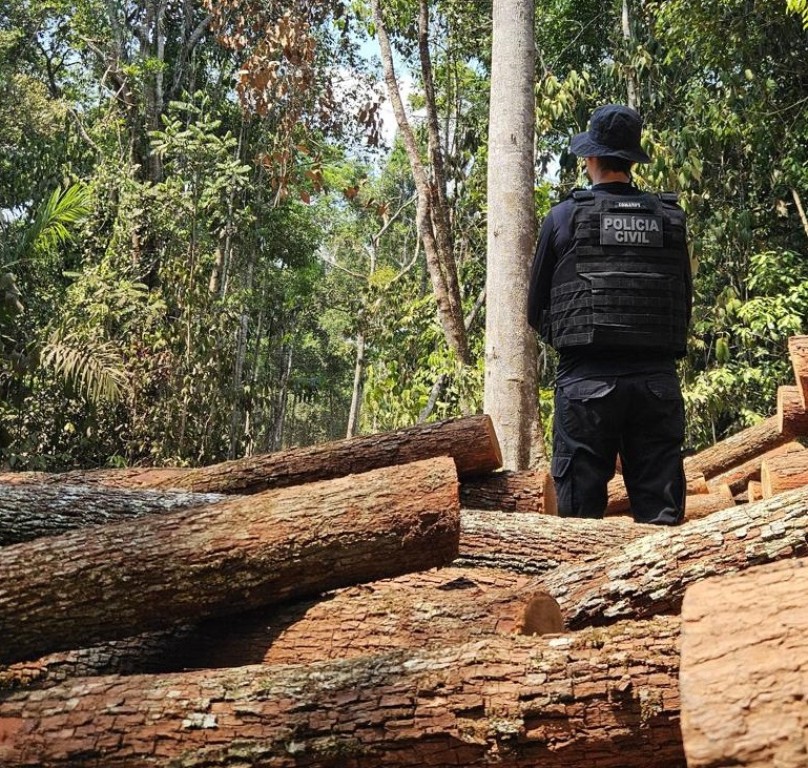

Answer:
[551,371,686,525]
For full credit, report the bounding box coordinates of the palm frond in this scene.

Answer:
[40,329,131,406]
[15,183,93,261]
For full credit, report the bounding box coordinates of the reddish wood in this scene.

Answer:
[706,440,805,496]
[761,451,808,498]
[684,416,794,480]
[0,458,460,665]
[747,480,762,502]
[460,469,557,514]
[777,384,808,435]
[1,567,558,688]
[680,559,808,768]
[540,485,808,630]
[607,468,708,516]
[0,415,501,494]
[0,484,228,546]
[0,617,684,768]
[683,492,735,521]
[788,335,808,410]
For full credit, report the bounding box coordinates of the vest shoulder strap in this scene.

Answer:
[658,192,680,204]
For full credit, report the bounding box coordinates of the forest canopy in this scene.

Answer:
[1,0,806,470]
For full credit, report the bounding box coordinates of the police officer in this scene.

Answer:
[528,104,692,525]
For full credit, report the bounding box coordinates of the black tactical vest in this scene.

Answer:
[549,190,689,356]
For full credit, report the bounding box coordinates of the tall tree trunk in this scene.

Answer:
[484,0,541,470]
[370,0,470,365]
[622,0,640,110]
[346,330,365,438]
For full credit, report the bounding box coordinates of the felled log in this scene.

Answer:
[706,440,805,496]
[777,384,808,435]
[460,469,557,514]
[0,485,228,546]
[761,451,808,498]
[456,510,646,574]
[0,457,460,665]
[0,466,186,488]
[0,616,684,768]
[788,334,808,409]
[606,467,709,516]
[541,485,808,630]
[748,480,762,502]
[0,567,561,688]
[684,416,793,480]
[0,415,501,494]
[682,491,735,521]
[680,559,808,768]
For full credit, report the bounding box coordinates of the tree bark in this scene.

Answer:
[761,451,808,498]
[788,334,808,409]
[0,567,555,688]
[680,559,808,768]
[684,415,793,480]
[456,510,646,575]
[0,485,228,546]
[484,0,541,471]
[369,0,470,364]
[0,617,685,768]
[540,485,808,630]
[777,384,808,434]
[607,467,708,516]
[0,458,460,665]
[460,470,556,514]
[0,415,502,494]
[706,440,805,496]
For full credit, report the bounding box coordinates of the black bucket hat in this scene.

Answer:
[569,104,651,163]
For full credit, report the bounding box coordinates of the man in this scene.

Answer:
[528,104,692,525]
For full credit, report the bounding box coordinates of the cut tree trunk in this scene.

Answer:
[460,469,556,514]
[540,485,808,630]
[607,468,708,516]
[0,484,228,546]
[748,480,762,502]
[680,558,808,768]
[0,617,685,768]
[683,491,735,521]
[788,334,808,409]
[1,567,559,688]
[456,510,646,574]
[706,440,805,496]
[777,384,808,435]
[684,416,793,480]
[0,457,460,665]
[761,451,808,498]
[0,415,501,494]
[0,467,187,488]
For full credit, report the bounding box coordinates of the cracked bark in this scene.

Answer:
[0,617,684,768]
[0,458,460,665]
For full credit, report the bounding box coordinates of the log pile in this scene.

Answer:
[2,334,808,767]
